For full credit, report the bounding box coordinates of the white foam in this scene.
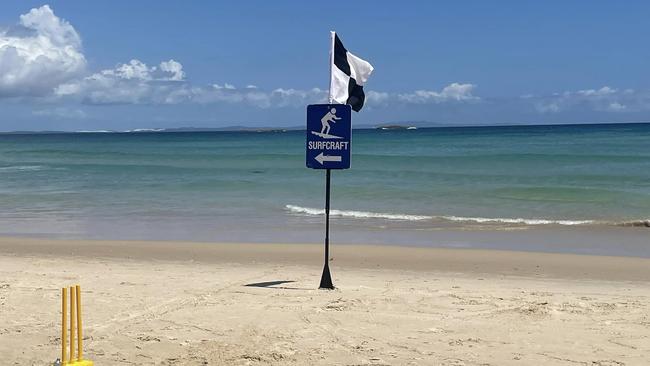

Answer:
[124,128,165,133]
[439,215,594,226]
[0,165,45,172]
[285,205,595,226]
[285,205,432,221]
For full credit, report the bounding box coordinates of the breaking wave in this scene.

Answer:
[123,128,165,133]
[285,205,432,221]
[440,215,594,225]
[0,165,46,172]
[74,128,165,133]
[617,220,650,228]
[285,205,601,226]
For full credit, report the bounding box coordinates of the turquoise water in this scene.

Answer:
[0,123,649,254]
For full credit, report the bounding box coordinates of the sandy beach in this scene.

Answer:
[1,237,649,365]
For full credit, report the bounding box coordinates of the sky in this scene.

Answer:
[1,1,649,131]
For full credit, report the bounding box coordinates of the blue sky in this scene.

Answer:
[1,1,649,131]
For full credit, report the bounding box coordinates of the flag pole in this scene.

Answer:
[320,31,335,289]
[319,168,333,289]
[328,31,335,104]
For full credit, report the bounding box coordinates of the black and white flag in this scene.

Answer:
[329,32,374,112]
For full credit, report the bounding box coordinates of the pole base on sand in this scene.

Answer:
[63,360,94,366]
[319,263,334,289]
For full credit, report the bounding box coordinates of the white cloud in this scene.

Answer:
[32,107,86,119]
[365,90,390,105]
[398,83,479,103]
[535,102,560,113]
[109,59,155,80]
[0,5,86,97]
[607,102,626,111]
[272,88,327,106]
[534,86,650,113]
[54,58,328,107]
[191,87,326,108]
[159,59,184,81]
[1,6,482,112]
[575,86,616,97]
[212,83,236,90]
[55,59,192,104]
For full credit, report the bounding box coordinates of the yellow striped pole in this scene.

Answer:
[69,286,75,363]
[62,287,67,363]
[59,285,93,365]
[76,285,82,361]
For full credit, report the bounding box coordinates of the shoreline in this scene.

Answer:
[2,236,649,282]
[4,221,649,259]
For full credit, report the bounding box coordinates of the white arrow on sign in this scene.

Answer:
[315,152,342,165]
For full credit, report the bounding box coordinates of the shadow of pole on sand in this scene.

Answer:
[244,280,310,290]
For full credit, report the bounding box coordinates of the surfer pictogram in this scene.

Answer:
[311,108,343,139]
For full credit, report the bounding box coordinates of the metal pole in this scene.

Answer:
[319,32,335,289]
[329,31,335,104]
[319,169,334,289]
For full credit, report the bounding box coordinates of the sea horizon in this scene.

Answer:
[1,121,650,135]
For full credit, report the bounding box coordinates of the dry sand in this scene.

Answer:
[1,237,649,365]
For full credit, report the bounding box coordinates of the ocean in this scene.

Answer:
[1,123,649,256]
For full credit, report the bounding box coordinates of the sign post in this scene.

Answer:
[321,168,332,289]
[306,104,352,289]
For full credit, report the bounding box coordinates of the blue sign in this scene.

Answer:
[306,104,352,169]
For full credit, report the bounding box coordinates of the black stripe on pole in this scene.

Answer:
[319,169,334,289]
[333,34,351,76]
